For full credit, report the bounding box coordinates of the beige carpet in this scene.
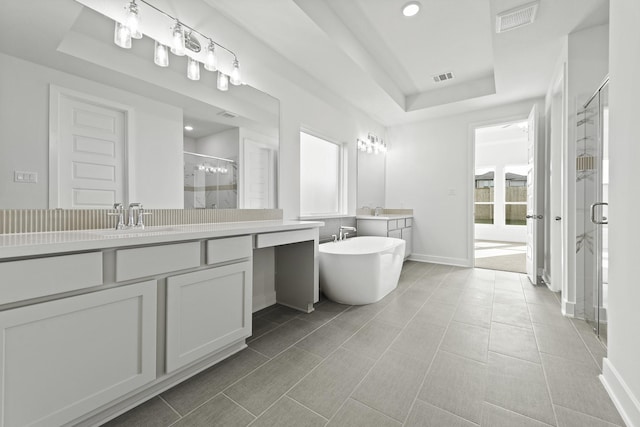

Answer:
[475,240,526,273]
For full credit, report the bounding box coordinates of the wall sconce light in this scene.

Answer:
[358,133,387,155]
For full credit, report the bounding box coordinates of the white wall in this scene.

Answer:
[603,2,640,425]
[475,137,528,243]
[0,53,184,209]
[198,128,240,161]
[183,136,197,152]
[386,98,543,266]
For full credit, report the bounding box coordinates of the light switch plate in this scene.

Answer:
[14,171,38,183]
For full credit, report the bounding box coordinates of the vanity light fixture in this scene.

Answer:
[357,133,387,155]
[402,1,421,17]
[187,57,200,80]
[217,71,229,91]
[110,0,243,90]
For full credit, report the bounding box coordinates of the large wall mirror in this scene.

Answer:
[356,148,386,210]
[0,0,279,210]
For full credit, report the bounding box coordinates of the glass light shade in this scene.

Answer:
[125,1,142,39]
[230,59,241,85]
[187,57,200,81]
[171,22,186,56]
[154,41,169,67]
[217,72,229,91]
[204,42,217,71]
[114,21,132,49]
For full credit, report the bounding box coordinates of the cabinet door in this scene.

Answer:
[401,227,413,258]
[388,229,402,239]
[166,261,252,372]
[0,281,157,427]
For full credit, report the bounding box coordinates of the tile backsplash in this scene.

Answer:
[0,209,283,235]
[315,216,358,243]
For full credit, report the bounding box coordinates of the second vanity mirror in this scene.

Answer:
[356,140,386,211]
[0,0,279,210]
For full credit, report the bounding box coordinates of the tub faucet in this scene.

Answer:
[339,226,356,241]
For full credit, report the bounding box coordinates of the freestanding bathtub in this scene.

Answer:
[319,236,406,305]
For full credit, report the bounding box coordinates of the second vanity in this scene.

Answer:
[356,214,413,259]
[0,220,322,427]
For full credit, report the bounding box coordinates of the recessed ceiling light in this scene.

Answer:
[402,1,421,17]
[184,125,194,131]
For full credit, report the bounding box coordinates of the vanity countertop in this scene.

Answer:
[356,214,413,221]
[0,220,324,259]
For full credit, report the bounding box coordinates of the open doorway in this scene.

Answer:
[474,121,529,273]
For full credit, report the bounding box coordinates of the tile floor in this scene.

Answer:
[475,240,527,274]
[105,262,621,427]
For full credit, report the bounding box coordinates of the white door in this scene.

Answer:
[244,139,275,208]
[549,89,564,291]
[526,105,540,284]
[54,92,126,208]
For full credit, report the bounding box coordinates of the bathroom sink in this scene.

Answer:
[89,226,179,237]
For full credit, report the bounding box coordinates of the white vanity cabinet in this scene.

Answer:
[166,261,252,372]
[357,216,413,259]
[0,280,157,427]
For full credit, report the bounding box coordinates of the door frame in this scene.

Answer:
[48,85,135,208]
[468,113,533,268]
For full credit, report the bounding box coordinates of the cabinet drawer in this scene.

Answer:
[207,236,252,265]
[0,252,102,305]
[255,228,317,248]
[0,280,157,427]
[387,220,399,231]
[388,229,402,239]
[166,262,252,372]
[116,242,200,282]
[405,218,413,227]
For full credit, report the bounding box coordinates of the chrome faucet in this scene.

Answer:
[374,206,383,216]
[107,203,126,230]
[136,204,152,229]
[128,203,141,228]
[339,226,356,241]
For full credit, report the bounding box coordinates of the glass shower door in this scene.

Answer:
[578,79,609,344]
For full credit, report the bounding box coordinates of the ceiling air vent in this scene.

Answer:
[217,110,238,119]
[496,1,539,33]
[433,71,455,83]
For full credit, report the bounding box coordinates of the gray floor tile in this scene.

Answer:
[440,321,490,363]
[492,302,532,329]
[224,347,322,416]
[251,397,326,427]
[418,351,487,424]
[454,304,493,328]
[459,288,494,308]
[297,301,350,327]
[161,348,268,415]
[541,354,624,425]
[342,319,402,359]
[493,288,526,304]
[486,352,556,425]
[533,322,594,364]
[390,320,445,361]
[257,305,301,324]
[327,399,401,427]
[103,397,179,427]
[248,318,317,357]
[172,394,254,427]
[528,303,568,326]
[352,350,430,421]
[481,402,553,427]
[554,405,623,427]
[494,279,524,294]
[288,347,375,418]
[375,296,423,327]
[524,289,560,306]
[295,321,358,358]
[401,285,435,304]
[430,286,464,305]
[405,400,476,427]
[247,319,280,343]
[489,321,540,363]
[412,301,457,328]
[570,319,607,370]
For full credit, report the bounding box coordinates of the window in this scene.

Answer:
[474,168,494,224]
[504,165,528,225]
[300,131,343,216]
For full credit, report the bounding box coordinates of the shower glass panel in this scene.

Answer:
[184,152,238,209]
[577,79,609,345]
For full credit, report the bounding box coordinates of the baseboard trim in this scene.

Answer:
[562,299,576,317]
[408,253,471,267]
[601,358,640,427]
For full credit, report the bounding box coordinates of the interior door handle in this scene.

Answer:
[555,216,562,221]
[590,202,609,225]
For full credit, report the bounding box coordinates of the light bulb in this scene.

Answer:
[204,41,217,71]
[230,59,241,85]
[114,21,132,48]
[171,22,185,56]
[217,72,229,91]
[187,57,200,80]
[154,41,169,67]
[125,0,142,39]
